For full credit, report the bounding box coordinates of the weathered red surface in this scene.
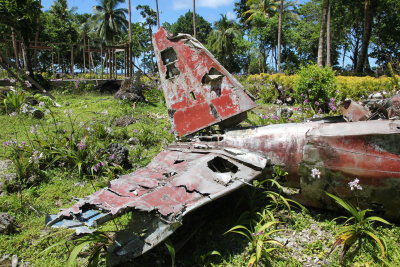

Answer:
[153,28,256,136]
[51,147,267,225]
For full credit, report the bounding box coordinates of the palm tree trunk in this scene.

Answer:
[128,0,132,76]
[83,37,86,73]
[155,0,160,29]
[277,0,283,72]
[192,0,196,38]
[355,0,378,73]
[317,0,329,67]
[326,0,331,66]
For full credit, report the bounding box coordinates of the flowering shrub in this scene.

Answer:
[1,103,127,191]
[293,64,337,112]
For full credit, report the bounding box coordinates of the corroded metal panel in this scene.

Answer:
[152,27,256,136]
[47,147,268,263]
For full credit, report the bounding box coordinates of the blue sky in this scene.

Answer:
[41,0,241,25]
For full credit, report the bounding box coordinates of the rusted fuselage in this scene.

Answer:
[46,28,400,264]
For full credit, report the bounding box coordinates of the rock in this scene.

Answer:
[0,160,12,174]
[2,173,19,193]
[95,80,121,94]
[277,108,293,118]
[11,255,18,267]
[106,143,131,168]
[114,78,145,102]
[0,254,10,264]
[127,137,139,145]
[32,109,44,119]
[114,116,136,127]
[0,212,17,234]
[24,96,38,106]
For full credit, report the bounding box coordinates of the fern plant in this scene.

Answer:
[225,208,283,267]
[326,192,391,262]
[66,231,113,267]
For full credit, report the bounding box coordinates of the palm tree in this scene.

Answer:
[209,14,242,71]
[92,0,128,43]
[244,0,279,72]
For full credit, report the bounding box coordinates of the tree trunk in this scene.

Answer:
[277,0,283,72]
[128,0,132,76]
[11,28,19,68]
[192,0,196,38]
[356,0,378,73]
[155,0,160,29]
[83,36,86,73]
[326,0,331,66]
[317,0,329,67]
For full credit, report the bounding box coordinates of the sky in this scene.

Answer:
[41,0,242,25]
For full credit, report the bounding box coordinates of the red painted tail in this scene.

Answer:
[153,27,256,136]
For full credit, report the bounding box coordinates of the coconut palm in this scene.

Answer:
[209,14,242,71]
[244,0,279,72]
[92,0,128,43]
[245,0,278,22]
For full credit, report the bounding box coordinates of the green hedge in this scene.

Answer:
[238,73,398,103]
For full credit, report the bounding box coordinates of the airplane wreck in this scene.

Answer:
[46,28,400,265]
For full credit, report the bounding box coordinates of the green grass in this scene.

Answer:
[1,89,400,266]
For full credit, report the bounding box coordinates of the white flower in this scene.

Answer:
[30,125,38,134]
[9,86,15,91]
[348,178,363,191]
[311,168,321,179]
[24,80,32,88]
[9,78,16,83]
[63,109,73,116]
[29,150,44,164]
[25,71,30,75]
[39,102,45,108]
[101,110,109,116]
[105,127,113,134]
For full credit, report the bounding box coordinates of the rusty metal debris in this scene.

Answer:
[152,28,256,136]
[47,28,400,264]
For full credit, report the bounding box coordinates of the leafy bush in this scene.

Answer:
[239,73,397,107]
[294,64,337,112]
[336,76,394,100]
[3,88,25,113]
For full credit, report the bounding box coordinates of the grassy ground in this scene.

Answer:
[1,90,400,266]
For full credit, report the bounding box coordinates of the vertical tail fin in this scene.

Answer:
[153,27,256,136]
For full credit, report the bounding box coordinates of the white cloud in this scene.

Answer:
[226,11,236,20]
[172,0,234,10]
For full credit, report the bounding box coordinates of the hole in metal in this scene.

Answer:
[161,47,180,79]
[207,157,238,173]
[202,67,224,97]
[190,91,196,101]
